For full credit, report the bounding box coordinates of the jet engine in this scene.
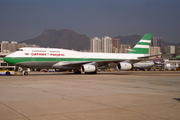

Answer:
[117,62,133,71]
[81,64,97,74]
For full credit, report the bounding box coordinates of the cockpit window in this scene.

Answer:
[17,49,23,51]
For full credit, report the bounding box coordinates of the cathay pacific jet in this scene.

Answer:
[4,33,153,74]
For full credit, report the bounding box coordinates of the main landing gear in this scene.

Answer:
[73,69,81,74]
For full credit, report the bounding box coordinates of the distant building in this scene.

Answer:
[90,36,121,53]
[151,37,163,53]
[119,44,131,53]
[148,46,161,56]
[175,46,180,54]
[112,38,120,53]
[9,41,18,52]
[0,41,40,53]
[164,45,175,54]
[90,37,101,52]
[18,43,27,48]
[101,36,112,53]
[0,41,9,53]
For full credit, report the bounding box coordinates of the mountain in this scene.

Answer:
[20,29,90,51]
[114,35,142,47]
[162,41,180,47]
[20,29,180,50]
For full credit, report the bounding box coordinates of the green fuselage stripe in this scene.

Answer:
[4,57,119,65]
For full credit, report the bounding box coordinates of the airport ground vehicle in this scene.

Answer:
[0,61,15,75]
[0,67,28,75]
[41,69,55,72]
[0,68,15,75]
[150,66,164,71]
[0,61,28,75]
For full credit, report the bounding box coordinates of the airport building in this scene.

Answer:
[163,60,180,71]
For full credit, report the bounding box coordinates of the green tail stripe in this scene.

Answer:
[137,42,151,45]
[128,48,149,54]
[142,33,153,40]
[128,33,152,54]
[175,55,180,59]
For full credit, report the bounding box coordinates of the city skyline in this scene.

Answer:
[0,0,180,43]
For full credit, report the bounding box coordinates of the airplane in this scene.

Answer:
[3,33,153,74]
[170,54,180,60]
[133,56,161,71]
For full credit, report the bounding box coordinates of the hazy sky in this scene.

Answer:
[0,0,180,43]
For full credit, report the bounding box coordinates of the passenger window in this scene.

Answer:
[17,49,23,51]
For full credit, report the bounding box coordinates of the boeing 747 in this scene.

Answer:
[4,33,153,74]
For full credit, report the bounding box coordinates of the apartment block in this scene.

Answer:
[164,45,175,54]
[119,44,131,53]
[112,38,120,53]
[90,37,101,52]
[101,36,112,53]
[0,41,40,53]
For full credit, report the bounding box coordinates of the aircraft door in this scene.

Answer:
[31,55,35,61]
[84,56,87,61]
[56,56,60,62]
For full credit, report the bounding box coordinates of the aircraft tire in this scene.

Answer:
[85,71,97,74]
[24,71,28,75]
[74,70,81,74]
[5,72,11,75]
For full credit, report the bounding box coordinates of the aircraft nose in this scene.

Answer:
[3,57,8,62]
[3,57,14,65]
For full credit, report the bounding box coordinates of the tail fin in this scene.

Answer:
[174,55,180,60]
[128,33,152,54]
[153,56,160,63]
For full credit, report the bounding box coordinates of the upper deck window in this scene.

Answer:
[50,51,60,53]
[32,50,46,52]
[17,49,23,51]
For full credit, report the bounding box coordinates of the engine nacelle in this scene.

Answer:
[81,64,97,73]
[117,62,133,71]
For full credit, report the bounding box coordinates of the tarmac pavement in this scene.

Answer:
[0,71,180,120]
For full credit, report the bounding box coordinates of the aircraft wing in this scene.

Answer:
[52,59,141,69]
[138,54,161,59]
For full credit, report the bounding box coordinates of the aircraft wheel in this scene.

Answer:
[74,70,81,74]
[6,72,11,75]
[85,71,97,74]
[24,71,28,75]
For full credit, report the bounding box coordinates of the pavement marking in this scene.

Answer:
[150,83,171,86]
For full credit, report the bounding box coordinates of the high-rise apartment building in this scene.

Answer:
[9,41,18,52]
[0,41,9,53]
[164,45,175,54]
[101,36,112,53]
[112,38,120,53]
[151,37,163,52]
[119,44,131,53]
[0,41,40,53]
[90,37,101,52]
[148,46,161,56]
[175,46,180,54]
